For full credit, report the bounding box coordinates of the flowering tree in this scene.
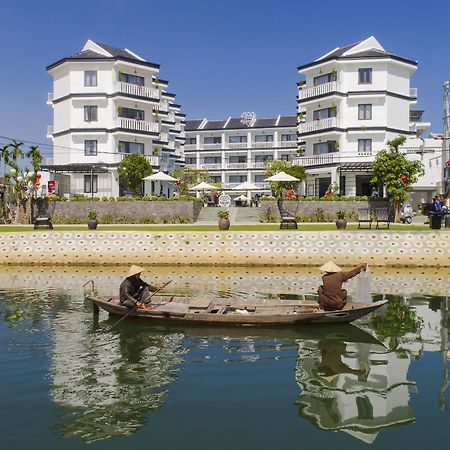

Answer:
[371,136,424,222]
[265,160,306,198]
[171,167,210,196]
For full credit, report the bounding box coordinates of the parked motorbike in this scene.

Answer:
[400,203,413,224]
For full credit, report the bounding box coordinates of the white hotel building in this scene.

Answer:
[294,36,440,200]
[45,40,185,197]
[184,115,297,194]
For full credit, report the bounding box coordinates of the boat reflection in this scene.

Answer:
[49,318,186,443]
[294,324,415,443]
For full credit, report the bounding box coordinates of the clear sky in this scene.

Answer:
[1,0,449,158]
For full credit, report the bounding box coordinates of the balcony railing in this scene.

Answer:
[298,117,339,134]
[47,125,54,136]
[202,164,222,170]
[117,118,159,133]
[410,88,417,98]
[228,142,248,149]
[292,154,335,167]
[279,141,297,148]
[226,163,248,169]
[47,93,54,104]
[184,144,197,151]
[203,143,223,150]
[298,81,340,100]
[251,141,274,149]
[159,132,169,142]
[117,81,159,100]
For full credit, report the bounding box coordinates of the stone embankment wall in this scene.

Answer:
[0,231,448,267]
[51,200,203,223]
[260,200,391,219]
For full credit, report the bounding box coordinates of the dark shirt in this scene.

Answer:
[119,276,156,305]
[318,267,362,310]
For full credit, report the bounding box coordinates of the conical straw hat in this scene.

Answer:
[127,265,145,278]
[319,261,342,273]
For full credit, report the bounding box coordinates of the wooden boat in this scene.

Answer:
[86,294,387,326]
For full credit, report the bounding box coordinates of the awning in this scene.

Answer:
[339,162,372,172]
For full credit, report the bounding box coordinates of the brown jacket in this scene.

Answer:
[318,267,362,311]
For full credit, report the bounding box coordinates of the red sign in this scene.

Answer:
[48,180,55,194]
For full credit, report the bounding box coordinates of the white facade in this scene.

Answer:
[46,40,185,197]
[294,36,439,200]
[184,115,298,199]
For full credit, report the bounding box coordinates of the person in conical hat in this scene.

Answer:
[119,265,161,309]
[317,261,367,311]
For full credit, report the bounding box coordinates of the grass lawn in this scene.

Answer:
[0,223,440,232]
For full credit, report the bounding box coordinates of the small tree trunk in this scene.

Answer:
[17,198,32,224]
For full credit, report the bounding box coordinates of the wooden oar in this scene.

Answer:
[110,280,172,329]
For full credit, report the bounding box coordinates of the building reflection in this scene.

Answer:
[295,326,415,443]
[49,317,185,443]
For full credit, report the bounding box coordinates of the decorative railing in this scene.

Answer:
[298,81,340,100]
[298,117,339,134]
[117,118,159,133]
[117,81,159,100]
[292,154,335,167]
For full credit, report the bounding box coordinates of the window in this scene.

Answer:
[186,137,197,145]
[118,107,145,120]
[254,155,273,163]
[313,72,335,86]
[210,176,221,183]
[254,174,266,183]
[118,141,144,154]
[358,139,372,154]
[204,156,221,164]
[280,154,290,161]
[229,135,247,143]
[84,71,97,87]
[185,157,196,165]
[228,155,247,163]
[84,175,98,193]
[204,136,221,144]
[281,134,297,141]
[358,104,372,120]
[313,141,337,155]
[118,72,144,86]
[358,68,372,84]
[229,175,247,183]
[313,107,335,120]
[84,105,98,122]
[255,135,273,142]
[84,140,97,156]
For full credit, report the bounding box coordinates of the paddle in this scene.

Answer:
[111,280,172,329]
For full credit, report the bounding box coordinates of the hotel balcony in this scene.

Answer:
[292,154,335,167]
[298,117,339,135]
[298,81,341,101]
[116,118,159,134]
[184,144,197,151]
[117,81,159,100]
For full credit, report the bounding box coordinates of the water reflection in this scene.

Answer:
[295,325,415,443]
[49,317,185,443]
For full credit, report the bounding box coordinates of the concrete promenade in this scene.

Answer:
[0,230,448,267]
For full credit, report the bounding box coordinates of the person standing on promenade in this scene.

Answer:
[317,261,368,311]
[119,265,160,309]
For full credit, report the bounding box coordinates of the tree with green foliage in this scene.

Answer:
[117,153,152,196]
[371,136,424,222]
[171,166,210,196]
[265,160,306,198]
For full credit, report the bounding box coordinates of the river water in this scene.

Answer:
[0,266,449,449]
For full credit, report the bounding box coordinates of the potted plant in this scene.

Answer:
[217,210,230,230]
[335,209,347,229]
[87,209,98,230]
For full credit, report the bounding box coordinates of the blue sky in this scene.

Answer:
[1,0,449,157]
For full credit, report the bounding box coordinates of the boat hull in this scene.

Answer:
[86,295,387,326]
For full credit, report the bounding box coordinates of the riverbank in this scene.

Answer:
[0,230,448,267]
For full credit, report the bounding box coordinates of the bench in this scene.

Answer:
[357,208,372,229]
[374,207,391,229]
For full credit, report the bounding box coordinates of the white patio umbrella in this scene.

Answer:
[264,171,299,182]
[232,181,262,191]
[190,181,216,191]
[234,194,248,201]
[142,171,177,181]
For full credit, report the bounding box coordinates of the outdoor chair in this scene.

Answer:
[277,198,298,229]
[374,207,391,229]
[357,208,372,229]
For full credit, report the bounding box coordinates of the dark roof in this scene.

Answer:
[41,163,113,173]
[47,41,160,71]
[298,41,417,71]
[185,115,297,131]
[95,42,139,60]
[185,119,204,131]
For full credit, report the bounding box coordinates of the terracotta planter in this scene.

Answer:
[218,218,230,230]
[335,219,347,229]
[87,219,98,230]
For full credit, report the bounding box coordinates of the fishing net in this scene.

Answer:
[354,266,373,302]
